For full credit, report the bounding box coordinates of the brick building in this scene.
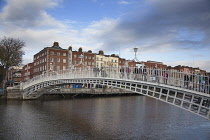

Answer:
[7,66,23,86]
[22,62,34,81]
[33,42,69,76]
[119,58,126,67]
[127,60,136,67]
[70,47,96,68]
[172,65,206,74]
[143,61,167,70]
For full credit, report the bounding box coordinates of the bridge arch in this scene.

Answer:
[20,68,210,120]
[22,77,210,120]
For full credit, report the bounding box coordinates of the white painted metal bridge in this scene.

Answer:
[21,67,210,120]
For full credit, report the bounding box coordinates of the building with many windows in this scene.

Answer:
[96,51,119,69]
[33,42,69,76]
[22,62,34,81]
[69,47,96,68]
[7,66,24,86]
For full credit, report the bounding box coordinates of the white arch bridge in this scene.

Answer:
[20,67,210,120]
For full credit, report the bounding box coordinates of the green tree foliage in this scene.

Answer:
[0,37,25,89]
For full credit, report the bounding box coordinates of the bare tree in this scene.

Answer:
[0,37,25,90]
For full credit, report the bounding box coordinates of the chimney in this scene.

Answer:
[53,42,59,47]
[98,50,104,55]
[68,46,72,51]
[78,47,82,52]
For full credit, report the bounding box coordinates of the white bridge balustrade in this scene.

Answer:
[20,67,210,120]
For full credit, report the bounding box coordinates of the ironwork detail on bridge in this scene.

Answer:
[20,67,210,120]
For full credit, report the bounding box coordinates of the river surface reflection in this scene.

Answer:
[0,95,210,140]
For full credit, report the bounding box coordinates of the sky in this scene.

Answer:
[0,0,210,71]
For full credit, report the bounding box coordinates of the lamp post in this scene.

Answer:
[133,47,139,62]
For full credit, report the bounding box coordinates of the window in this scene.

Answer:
[63,59,66,63]
[51,51,54,55]
[57,52,60,56]
[57,58,60,62]
[88,56,91,59]
[63,66,66,70]
[74,55,77,58]
[57,66,60,71]
[74,60,77,64]
[63,53,66,56]
[92,62,94,65]
[50,58,54,62]
[101,58,103,61]
[92,56,95,59]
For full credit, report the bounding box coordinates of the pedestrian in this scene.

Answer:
[139,66,143,80]
[133,67,139,80]
[93,67,98,77]
[184,74,189,89]
[126,67,131,79]
[143,66,147,81]
[204,74,209,93]
[198,73,204,92]
[163,71,168,84]
[155,68,159,83]
[120,67,124,79]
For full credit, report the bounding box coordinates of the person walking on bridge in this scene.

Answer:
[143,66,147,81]
[184,74,189,89]
[120,67,124,79]
[163,71,168,84]
[126,67,131,79]
[133,67,139,80]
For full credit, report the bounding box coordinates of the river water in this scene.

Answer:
[0,95,210,140]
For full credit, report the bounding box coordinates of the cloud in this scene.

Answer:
[94,0,210,53]
[0,0,63,29]
[118,1,131,5]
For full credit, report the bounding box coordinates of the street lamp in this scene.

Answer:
[133,47,139,62]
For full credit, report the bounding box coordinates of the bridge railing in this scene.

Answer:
[21,67,210,95]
